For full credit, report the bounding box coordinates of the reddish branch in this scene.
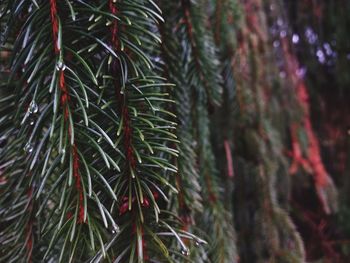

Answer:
[50,0,84,223]
[73,145,84,223]
[224,140,234,178]
[109,0,120,51]
[49,0,59,54]
[280,37,335,214]
[293,202,340,261]
[109,1,144,255]
[109,0,136,173]
[289,123,312,174]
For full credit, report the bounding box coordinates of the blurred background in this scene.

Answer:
[211,0,350,262]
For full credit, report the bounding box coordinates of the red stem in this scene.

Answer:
[50,0,84,223]
[109,0,136,172]
[224,140,234,178]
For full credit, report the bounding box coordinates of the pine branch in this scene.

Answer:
[158,1,237,262]
[1,0,199,262]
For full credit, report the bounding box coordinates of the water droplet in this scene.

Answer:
[28,101,38,114]
[194,238,206,246]
[56,61,66,71]
[29,118,35,126]
[111,224,120,234]
[292,34,300,44]
[273,40,280,48]
[24,143,34,153]
[279,71,286,78]
[181,248,190,256]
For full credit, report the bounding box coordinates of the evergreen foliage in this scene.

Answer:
[1,0,349,262]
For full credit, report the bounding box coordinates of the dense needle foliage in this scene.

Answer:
[1,0,349,262]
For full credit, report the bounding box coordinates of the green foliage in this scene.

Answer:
[2,0,347,262]
[158,1,237,262]
[0,0,203,262]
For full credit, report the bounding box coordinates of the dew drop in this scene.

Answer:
[28,101,39,114]
[111,224,120,234]
[29,118,35,126]
[56,61,66,71]
[24,143,34,153]
[194,238,206,247]
[181,248,190,256]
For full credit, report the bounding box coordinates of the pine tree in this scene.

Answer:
[1,0,349,262]
[0,1,207,262]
